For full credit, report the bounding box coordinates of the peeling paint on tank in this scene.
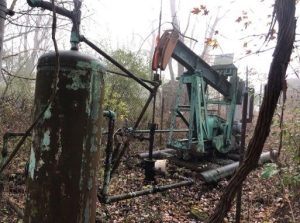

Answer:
[89,73,101,120]
[55,146,62,162]
[66,70,88,90]
[43,104,52,119]
[28,147,36,179]
[82,136,87,152]
[79,157,85,190]
[85,98,91,115]
[42,129,51,151]
[55,130,62,161]
[77,60,104,72]
[36,159,45,171]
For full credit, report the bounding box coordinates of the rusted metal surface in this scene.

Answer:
[152,30,180,71]
[24,51,104,223]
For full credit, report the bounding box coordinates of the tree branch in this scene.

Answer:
[207,0,296,222]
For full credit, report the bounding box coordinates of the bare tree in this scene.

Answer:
[169,0,184,81]
[0,0,7,72]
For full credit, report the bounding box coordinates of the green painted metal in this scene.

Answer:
[27,0,80,50]
[172,41,231,97]
[103,110,116,119]
[168,39,244,155]
[168,71,237,154]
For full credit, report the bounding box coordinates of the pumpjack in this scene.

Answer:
[152,30,244,158]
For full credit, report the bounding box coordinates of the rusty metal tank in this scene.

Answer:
[24,50,105,223]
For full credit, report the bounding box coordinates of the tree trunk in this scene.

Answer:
[201,15,220,62]
[207,0,296,222]
[0,0,6,72]
[170,0,184,76]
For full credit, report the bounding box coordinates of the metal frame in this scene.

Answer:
[167,69,241,154]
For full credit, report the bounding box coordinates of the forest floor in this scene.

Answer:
[94,146,300,223]
[0,138,299,223]
[0,102,299,222]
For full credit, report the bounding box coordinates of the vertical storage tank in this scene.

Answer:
[24,50,105,223]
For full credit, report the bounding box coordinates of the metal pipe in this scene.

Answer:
[102,179,194,204]
[133,129,189,134]
[148,91,157,160]
[176,110,189,127]
[101,111,116,198]
[247,92,254,122]
[134,93,154,129]
[144,85,158,182]
[106,69,158,86]
[200,151,278,183]
[159,95,165,145]
[80,35,153,92]
[148,124,156,160]
[138,149,176,159]
[70,0,81,50]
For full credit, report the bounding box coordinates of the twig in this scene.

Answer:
[1,68,36,81]
[234,47,275,63]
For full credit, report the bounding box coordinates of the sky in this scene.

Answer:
[80,0,291,84]
[5,0,300,86]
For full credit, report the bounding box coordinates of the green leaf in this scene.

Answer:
[261,163,279,179]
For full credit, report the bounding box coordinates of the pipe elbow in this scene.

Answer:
[103,110,116,120]
[27,0,41,7]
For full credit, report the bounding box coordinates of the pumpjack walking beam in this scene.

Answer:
[152,30,233,98]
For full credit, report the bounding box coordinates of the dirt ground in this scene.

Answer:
[0,140,299,223]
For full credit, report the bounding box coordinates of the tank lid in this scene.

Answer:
[38,50,104,71]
